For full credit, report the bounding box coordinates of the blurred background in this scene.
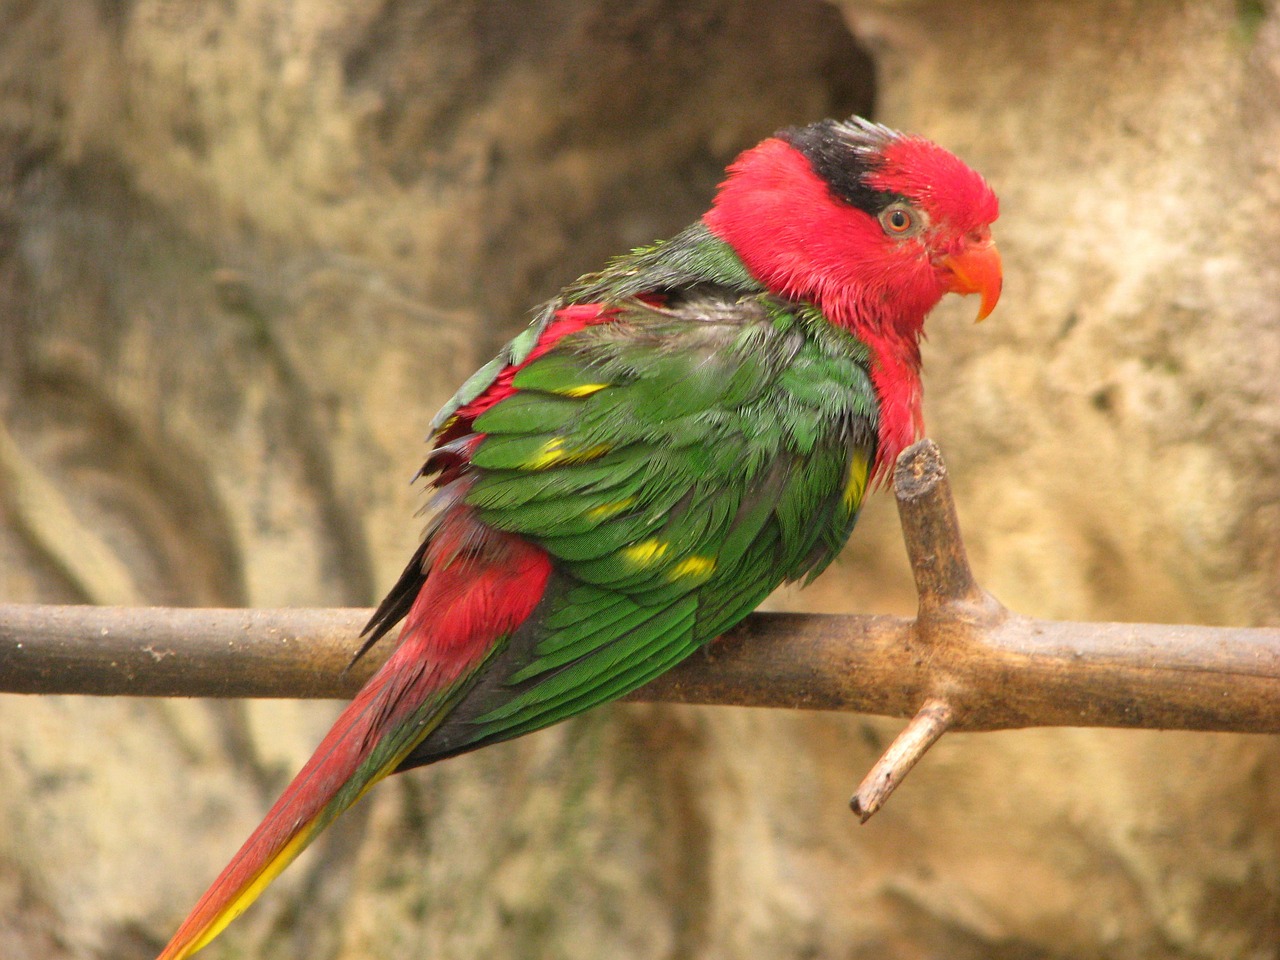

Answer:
[1,1,1278,957]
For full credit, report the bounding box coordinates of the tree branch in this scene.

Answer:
[2,441,1278,818]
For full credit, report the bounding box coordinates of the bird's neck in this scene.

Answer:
[833,304,925,480]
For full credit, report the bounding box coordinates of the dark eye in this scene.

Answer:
[880,204,916,235]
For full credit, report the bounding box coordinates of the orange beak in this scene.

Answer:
[941,240,1003,322]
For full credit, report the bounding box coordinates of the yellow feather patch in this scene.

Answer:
[623,539,669,567]
[557,382,609,398]
[177,750,410,959]
[587,496,637,520]
[843,451,870,511]
[669,555,716,581]
[181,823,319,956]
[526,436,612,470]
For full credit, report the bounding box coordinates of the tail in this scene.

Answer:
[156,632,461,959]
[157,520,551,959]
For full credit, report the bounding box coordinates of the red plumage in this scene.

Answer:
[869,136,1000,234]
[399,509,552,663]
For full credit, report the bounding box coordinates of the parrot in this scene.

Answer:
[156,115,1000,959]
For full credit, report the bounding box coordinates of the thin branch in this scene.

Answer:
[892,439,986,612]
[850,698,953,822]
[2,441,1279,819]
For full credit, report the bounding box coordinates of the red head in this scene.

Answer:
[703,117,1002,474]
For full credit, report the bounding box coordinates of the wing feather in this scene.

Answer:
[395,291,878,769]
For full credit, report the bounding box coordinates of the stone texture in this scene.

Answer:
[1,1,1278,958]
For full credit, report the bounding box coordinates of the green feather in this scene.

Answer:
[511,353,612,398]
[473,597,699,731]
[472,391,580,434]
[407,223,884,770]
[541,585,635,631]
[509,598,668,684]
[466,454,648,511]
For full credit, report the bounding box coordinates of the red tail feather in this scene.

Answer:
[158,518,550,959]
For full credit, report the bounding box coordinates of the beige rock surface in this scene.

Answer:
[1,1,1277,957]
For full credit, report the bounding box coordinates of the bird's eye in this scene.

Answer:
[879,204,917,236]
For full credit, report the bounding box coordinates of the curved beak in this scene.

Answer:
[941,240,1003,322]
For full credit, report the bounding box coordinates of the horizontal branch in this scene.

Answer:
[1,602,1278,733]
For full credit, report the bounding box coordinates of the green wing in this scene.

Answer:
[401,292,878,766]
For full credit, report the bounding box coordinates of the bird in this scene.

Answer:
[157,115,1000,959]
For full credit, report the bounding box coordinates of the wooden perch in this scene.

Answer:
[1,440,1278,821]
